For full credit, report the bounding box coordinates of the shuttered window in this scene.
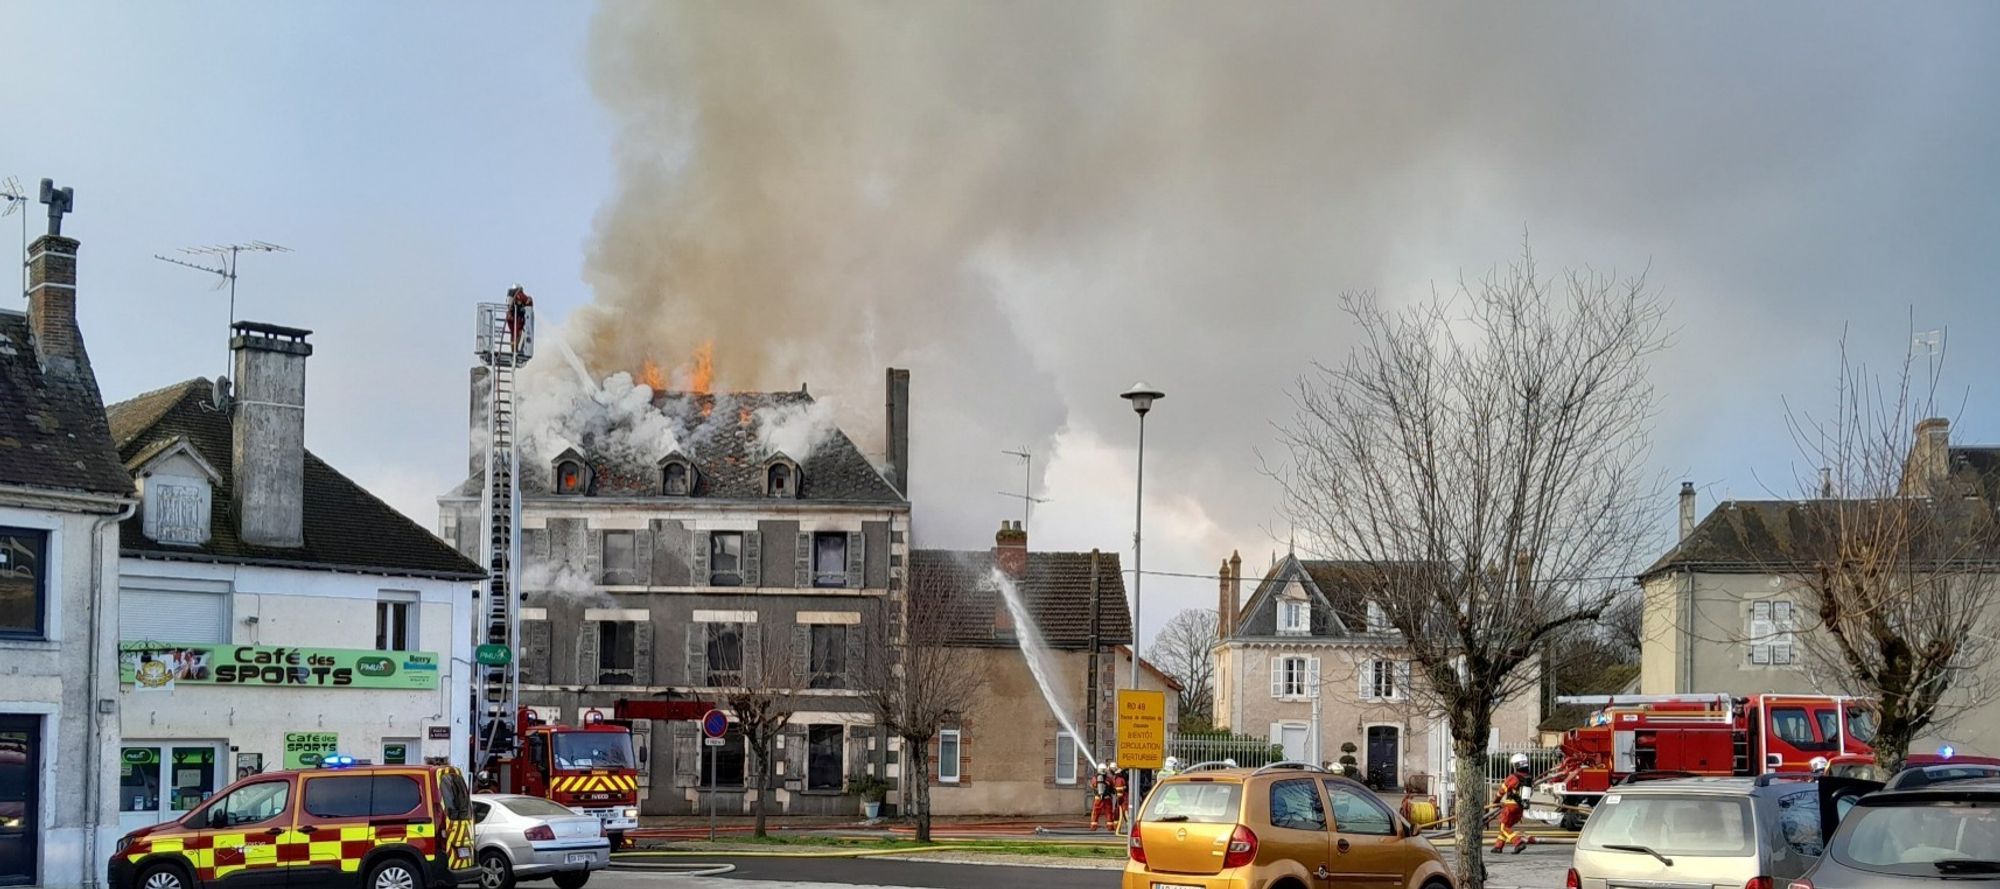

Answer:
[1749,600,1798,666]
[121,588,227,643]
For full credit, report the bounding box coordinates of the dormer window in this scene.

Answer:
[131,437,221,547]
[660,455,696,497]
[761,454,800,499]
[553,449,591,495]
[1366,601,1390,633]
[1279,599,1309,634]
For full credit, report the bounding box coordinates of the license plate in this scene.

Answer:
[566,853,592,865]
[1153,883,1199,889]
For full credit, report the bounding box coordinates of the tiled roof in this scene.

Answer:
[107,379,484,579]
[0,311,132,496]
[1642,497,2000,577]
[455,390,904,505]
[909,549,1131,650]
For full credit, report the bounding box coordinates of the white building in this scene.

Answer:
[0,225,139,888]
[103,323,484,834]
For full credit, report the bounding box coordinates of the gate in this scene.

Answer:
[1165,731,1286,768]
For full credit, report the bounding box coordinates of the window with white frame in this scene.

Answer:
[1366,601,1390,633]
[376,593,418,651]
[1749,600,1798,665]
[1272,655,1318,699]
[1361,658,1407,700]
[938,729,962,784]
[1054,731,1079,784]
[1279,600,1309,634]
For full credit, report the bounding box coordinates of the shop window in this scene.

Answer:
[700,726,747,787]
[376,595,417,651]
[708,533,744,587]
[0,715,36,884]
[809,624,848,689]
[808,726,844,790]
[813,533,848,588]
[0,527,49,639]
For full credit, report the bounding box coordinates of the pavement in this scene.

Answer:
[591,845,1575,889]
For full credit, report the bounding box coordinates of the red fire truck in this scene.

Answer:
[498,708,642,845]
[1533,693,1875,829]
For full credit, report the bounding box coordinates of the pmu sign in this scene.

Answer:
[1116,689,1167,770]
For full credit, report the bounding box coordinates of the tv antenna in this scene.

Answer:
[1913,328,1945,384]
[0,178,27,301]
[999,447,1050,532]
[155,241,292,372]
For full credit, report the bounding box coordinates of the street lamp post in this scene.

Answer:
[1121,382,1163,834]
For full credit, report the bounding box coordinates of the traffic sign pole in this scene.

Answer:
[700,709,726,842]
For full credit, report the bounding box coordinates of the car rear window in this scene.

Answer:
[1579,793,1753,857]
[1830,799,2000,876]
[1141,780,1242,825]
[500,797,579,818]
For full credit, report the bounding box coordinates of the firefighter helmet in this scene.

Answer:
[1510,753,1531,769]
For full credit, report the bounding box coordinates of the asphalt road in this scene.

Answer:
[593,858,1113,889]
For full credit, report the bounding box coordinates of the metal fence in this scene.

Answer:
[1482,742,1564,786]
[1165,731,1287,768]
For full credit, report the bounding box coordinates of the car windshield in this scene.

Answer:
[1579,793,1754,857]
[1831,800,2000,875]
[500,796,580,819]
[551,733,634,770]
[1140,780,1242,824]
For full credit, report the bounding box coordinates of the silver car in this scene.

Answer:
[1570,775,1829,889]
[472,793,612,889]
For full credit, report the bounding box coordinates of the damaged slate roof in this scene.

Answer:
[908,549,1131,650]
[453,390,905,504]
[107,378,483,579]
[1642,497,2000,577]
[0,311,132,496]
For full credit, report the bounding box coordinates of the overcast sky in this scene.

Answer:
[6,1,2000,648]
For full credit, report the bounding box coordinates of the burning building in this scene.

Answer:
[437,365,912,816]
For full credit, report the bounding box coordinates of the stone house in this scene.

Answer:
[438,371,914,816]
[104,322,484,835]
[1212,553,1542,790]
[910,523,1180,817]
[0,220,138,888]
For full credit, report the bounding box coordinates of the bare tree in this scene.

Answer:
[715,622,807,838]
[1603,590,1645,658]
[1149,608,1219,729]
[857,559,988,842]
[1767,333,2000,773]
[1278,246,1666,889]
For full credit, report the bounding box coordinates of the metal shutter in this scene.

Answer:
[120,589,226,643]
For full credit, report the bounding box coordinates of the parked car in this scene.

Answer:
[1568,775,1829,889]
[109,761,478,889]
[1826,752,2000,784]
[1124,761,1453,889]
[1795,778,2000,888]
[471,794,609,889]
[1883,763,2000,792]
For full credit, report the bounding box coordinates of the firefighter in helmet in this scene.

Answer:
[1089,763,1117,831]
[1493,752,1532,854]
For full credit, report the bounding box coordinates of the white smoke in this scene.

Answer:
[521,560,608,606]
[752,398,842,461]
[515,348,684,468]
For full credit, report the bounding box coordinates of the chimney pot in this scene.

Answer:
[232,321,313,548]
[1678,481,1696,542]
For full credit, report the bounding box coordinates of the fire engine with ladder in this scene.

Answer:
[470,291,643,845]
[1531,693,1876,830]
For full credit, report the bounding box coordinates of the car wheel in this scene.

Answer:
[478,850,515,889]
[367,857,421,889]
[553,872,590,889]
[139,863,190,889]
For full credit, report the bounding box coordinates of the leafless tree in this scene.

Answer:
[1603,590,1645,658]
[1149,608,1219,729]
[1277,246,1666,889]
[857,560,988,843]
[715,623,807,838]
[1765,333,2000,773]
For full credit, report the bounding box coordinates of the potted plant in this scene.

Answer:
[1338,742,1360,779]
[851,775,890,821]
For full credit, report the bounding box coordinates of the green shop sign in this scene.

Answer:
[120,642,441,690]
[284,732,339,769]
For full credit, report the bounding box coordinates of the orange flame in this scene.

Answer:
[639,358,666,391]
[686,341,714,395]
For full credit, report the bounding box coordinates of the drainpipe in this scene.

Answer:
[85,498,138,888]
[1086,550,1102,759]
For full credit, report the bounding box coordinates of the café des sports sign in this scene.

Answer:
[119,642,441,690]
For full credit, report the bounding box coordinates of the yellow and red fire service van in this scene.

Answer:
[109,759,478,889]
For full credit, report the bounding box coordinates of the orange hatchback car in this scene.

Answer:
[1125,763,1454,889]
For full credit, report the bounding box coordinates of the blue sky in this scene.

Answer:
[6,2,2000,648]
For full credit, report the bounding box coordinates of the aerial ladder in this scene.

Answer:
[472,289,534,780]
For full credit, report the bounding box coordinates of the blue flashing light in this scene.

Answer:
[1940,745,1956,761]
[322,754,357,769]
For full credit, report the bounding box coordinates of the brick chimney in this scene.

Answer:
[884,368,911,497]
[231,322,312,548]
[26,233,90,379]
[994,519,1027,578]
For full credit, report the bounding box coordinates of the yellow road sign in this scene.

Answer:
[1116,689,1167,769]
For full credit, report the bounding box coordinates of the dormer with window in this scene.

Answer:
[130,437,221,546]
[1278,595,1310,635]
[659,453,697,497]
[761,453,800,499]
[552,448,592,495]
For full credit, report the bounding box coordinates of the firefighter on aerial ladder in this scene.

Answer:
[1494,752,1532,854]
[505,285,532,351]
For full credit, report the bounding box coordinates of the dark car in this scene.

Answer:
[1884,764,2000,792]
[1793,778,2000,888]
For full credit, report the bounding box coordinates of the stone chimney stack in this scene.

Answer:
[1228,550,1243,628]
[26,232,89,379]
[1678,482,1696,541]
[1217,558,1233,638]
[231,322,312,548]
[884,368,911,497]
[994,519,1028,578]
[1906,417,1951,495]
